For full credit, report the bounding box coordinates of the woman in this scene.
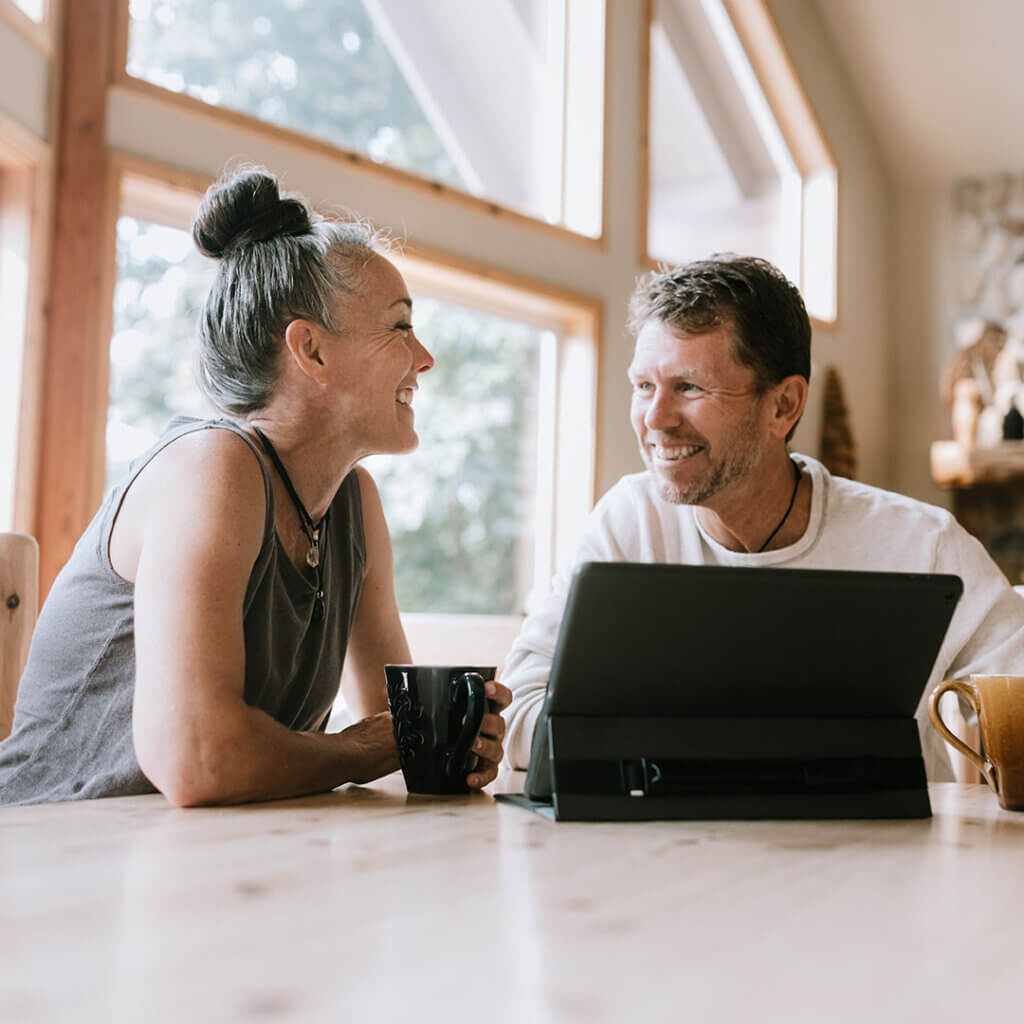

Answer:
[0,166,511,806]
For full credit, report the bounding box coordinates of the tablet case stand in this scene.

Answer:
[496,563,961,822]
[541,713,930,821]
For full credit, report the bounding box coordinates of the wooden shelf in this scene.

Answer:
[931,441,1024,487]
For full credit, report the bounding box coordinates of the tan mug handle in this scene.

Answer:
[928,679,998,794]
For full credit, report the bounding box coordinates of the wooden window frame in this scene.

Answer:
[109,0,611,252]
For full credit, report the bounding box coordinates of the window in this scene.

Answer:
[10,0,44,20]
[362,300,542,617]
[646,0,836,322]
[107,215,217,487]
[107,170,599,664]
[124,0,606,237]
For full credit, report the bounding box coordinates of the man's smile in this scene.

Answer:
[648,443,704,461]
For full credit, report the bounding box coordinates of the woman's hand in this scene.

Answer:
[337,710,401,784]
[467,681,513,789]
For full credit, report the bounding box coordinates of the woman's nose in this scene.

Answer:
[412,333,435,373]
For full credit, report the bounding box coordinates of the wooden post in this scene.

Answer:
[0,532,39,740]
[33,0,116,598]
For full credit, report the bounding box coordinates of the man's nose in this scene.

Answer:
[644,388,680,431]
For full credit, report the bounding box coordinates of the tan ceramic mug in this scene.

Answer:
[928,675,1024,810]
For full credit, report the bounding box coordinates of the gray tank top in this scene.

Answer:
[0,418,366,805]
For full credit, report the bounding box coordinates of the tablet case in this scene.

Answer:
[499,563,964,821]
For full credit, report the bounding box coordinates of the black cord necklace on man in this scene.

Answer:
[252,426,328,622]
[756,458,801,553]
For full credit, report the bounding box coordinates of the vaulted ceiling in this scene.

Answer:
[812,0,1024,185]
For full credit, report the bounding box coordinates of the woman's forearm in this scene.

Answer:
[137,703,399,807]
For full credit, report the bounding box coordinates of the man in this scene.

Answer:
[502,255,1024,779]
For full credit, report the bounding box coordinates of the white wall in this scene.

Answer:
[806,0,1024,507]
[891,187,955,507]
[766,0,893,488]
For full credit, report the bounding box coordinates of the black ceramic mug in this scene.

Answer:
[385,665,494,795]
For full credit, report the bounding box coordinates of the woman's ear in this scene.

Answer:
[283,319,328,384]
[767,375,809,440]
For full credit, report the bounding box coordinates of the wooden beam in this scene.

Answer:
[34,0,115,596]
[0,531,38,739]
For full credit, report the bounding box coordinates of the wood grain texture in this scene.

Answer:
[0,531,37,738]
[1,776,1022,1023]
[33,0,115,597]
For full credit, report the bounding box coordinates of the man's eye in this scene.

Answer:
[632,381,653,392]
[677,382,703,394]
[395,322,414,333]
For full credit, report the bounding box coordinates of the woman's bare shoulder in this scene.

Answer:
[110,424,268,581]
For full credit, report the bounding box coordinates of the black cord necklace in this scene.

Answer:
[252,426,328,622]
[756,458,801,553]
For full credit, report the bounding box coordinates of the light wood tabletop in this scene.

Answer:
[2,775,1023,1023]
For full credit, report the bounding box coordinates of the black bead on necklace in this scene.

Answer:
[252,427,328,622]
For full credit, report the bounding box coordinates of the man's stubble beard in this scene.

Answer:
[646,404,764,506]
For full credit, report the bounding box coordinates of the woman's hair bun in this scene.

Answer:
[192,166,313,259]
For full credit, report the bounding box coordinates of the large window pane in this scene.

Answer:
[648,0,796,275]
[107,216,216,487]
[364,299,541,616]
[647,0,836,320]
[125,0,604,236]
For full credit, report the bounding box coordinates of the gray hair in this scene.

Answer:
[192,166,390,415]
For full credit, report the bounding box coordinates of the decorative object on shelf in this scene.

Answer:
[941,318,1003,411]
[1003,403,1024,441]
[819,364,857,479]
[933,174,1024,585]
[946,171,1024,454]
[951,378,983,449]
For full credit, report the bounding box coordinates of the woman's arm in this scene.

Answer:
[126,431,398,807]
[341,468,511,788]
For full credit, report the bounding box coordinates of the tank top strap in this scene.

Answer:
[97,417,277,577]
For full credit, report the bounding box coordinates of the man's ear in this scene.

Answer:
[283,319,328,384]
[766,375,809,440]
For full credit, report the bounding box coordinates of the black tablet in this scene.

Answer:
[522,562,964,802]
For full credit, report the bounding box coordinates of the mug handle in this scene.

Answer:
[927,679,998,794]
[446,672,487,780]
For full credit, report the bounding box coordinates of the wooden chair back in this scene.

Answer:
[1,533,39,740]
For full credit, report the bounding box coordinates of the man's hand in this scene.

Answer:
[467,681,512,789]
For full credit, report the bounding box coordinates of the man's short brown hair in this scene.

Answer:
[628,254,812,395]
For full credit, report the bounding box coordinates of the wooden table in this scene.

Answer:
[2,776,1023,1023]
